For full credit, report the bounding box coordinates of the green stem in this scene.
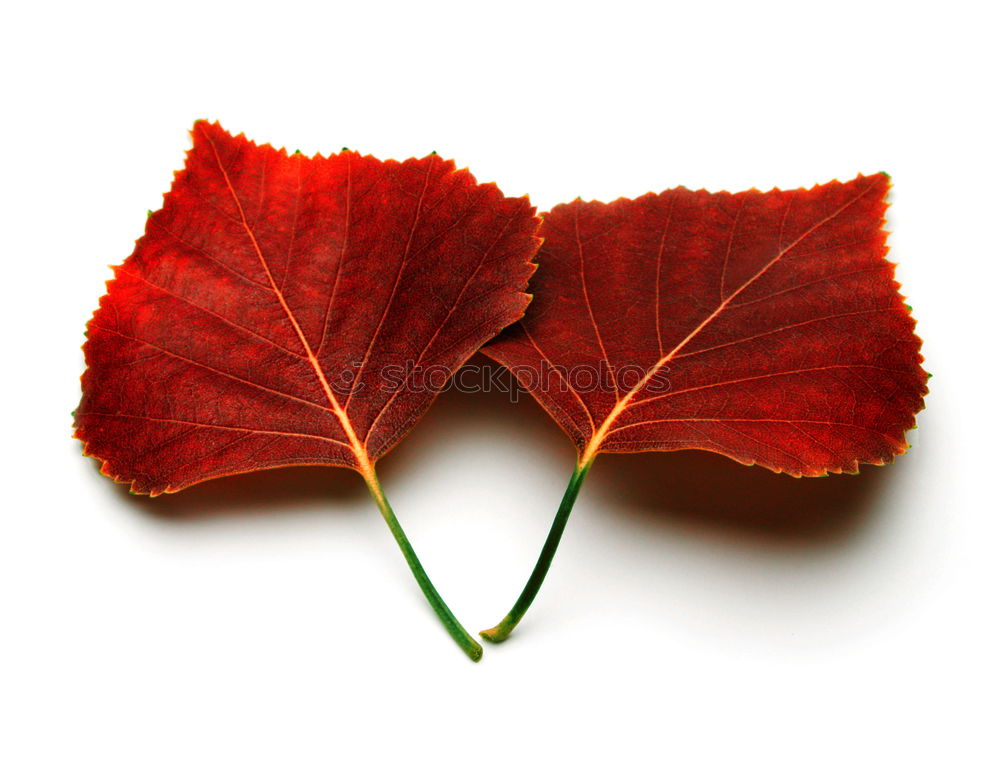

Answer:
[364,468,483,662]
[480,457,594,643]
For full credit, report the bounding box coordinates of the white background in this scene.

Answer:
[3,1,997,760]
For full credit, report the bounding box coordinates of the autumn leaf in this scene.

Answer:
[480,173,927,642]
[75,121,540,660]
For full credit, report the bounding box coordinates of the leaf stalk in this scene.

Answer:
[480,457,594,643]
[363,469,483,662]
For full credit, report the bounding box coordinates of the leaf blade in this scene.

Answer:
[76,121,540,494]
[485,174,927,476]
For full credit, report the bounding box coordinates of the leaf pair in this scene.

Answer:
[75,123,927,659]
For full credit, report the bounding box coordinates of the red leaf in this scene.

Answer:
[479,174,928,644]
[75,121,540,660]
[76,121,539,495]
[485,173,926,476]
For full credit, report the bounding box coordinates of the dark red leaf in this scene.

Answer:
[485,174,927,475]
[479,174,929,644]
[76,121,540,495]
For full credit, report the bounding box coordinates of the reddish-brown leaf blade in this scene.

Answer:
[76,121,539,495]
[484,174,927,476]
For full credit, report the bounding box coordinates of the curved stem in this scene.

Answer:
[363,468,483,662]
[480,457,594,643]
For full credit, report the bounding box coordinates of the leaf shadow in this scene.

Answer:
[588,449,893,548]
[100,461,369,521]
[392,358,896,548]
[376,357,574,483]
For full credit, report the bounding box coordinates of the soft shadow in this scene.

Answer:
[377,357,572,481]
[108,462,368,521]
[387,358,896,548]
[590,449,895,546]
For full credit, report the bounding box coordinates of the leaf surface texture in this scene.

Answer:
[484,174,926,475]
[77,122,540,494]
